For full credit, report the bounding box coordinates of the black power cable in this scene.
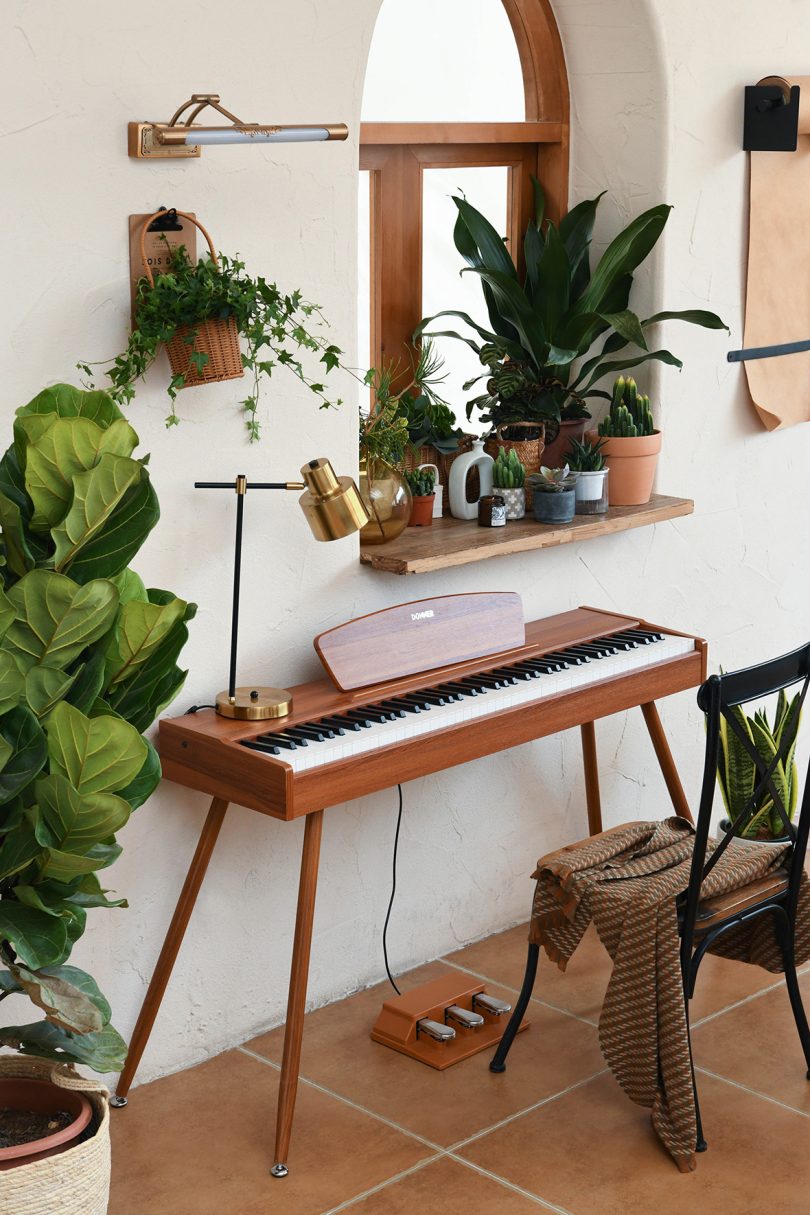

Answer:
[382,783,404,995]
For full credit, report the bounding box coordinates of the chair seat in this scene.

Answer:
[693,868,789,934]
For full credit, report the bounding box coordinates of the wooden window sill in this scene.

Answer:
[359,494,693,575]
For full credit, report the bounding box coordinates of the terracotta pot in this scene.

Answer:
[409,494,434,527]
[542,418,587,469]
[0,1078,93,1170]
[586,429,662,506]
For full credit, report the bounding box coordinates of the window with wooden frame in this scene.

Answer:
[359,0,569,409]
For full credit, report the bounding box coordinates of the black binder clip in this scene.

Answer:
[743,82,800,152]
[146,206,184,232]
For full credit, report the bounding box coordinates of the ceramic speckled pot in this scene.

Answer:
[499,487,526,520]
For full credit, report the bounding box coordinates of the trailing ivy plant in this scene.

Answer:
[79,244,344,443]
[0,384,195,1072]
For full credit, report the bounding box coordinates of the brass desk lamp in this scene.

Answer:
[195,459,368,720]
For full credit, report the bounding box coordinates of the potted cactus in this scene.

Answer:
[527,466,577,524]
[404,466,436,527]
[492,449,526,520]
[568,438,609,515]
[587,377,660,506]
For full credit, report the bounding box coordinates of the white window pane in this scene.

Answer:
[357,171,371,372]
[422,166,508,435]
[362,0,524,122]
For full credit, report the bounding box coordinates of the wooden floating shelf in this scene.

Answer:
[359,494,694,576]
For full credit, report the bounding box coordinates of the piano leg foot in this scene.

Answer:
[270,1163,289,1179]
[109,1095,128,1109]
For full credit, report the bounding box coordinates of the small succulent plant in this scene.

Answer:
[404,466,436,497]
[567,437,607,472]
[598,376,655,438]
[492,448,526,489]
[528,465,577,494]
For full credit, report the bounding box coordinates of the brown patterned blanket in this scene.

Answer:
[529,817,809,1171]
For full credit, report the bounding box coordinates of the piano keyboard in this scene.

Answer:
[240,628,694,773]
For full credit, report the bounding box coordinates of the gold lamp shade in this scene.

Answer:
[298,458,370,541]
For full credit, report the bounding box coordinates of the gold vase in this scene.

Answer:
[359,457,412,545]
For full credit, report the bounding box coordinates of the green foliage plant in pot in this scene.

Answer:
[0,384,194,1193]
[404,467,436,527]
[492,448,526,520]
[416,181,727,458]
[527,465,577,524]
[716,689,801,847]
[81,220,346,443]
[568,437,609,515]
[589,376,660,506]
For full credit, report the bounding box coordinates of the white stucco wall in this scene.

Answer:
[1,0,806,1086]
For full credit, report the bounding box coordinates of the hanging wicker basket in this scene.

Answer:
[0,1057,110,1215]
[484,422,545,508]
[138,210,244,391]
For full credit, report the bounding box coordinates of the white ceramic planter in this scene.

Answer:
[716,818,790,849]
[574,469,608,515]
[499,486,525,520]
[448,439,494,520]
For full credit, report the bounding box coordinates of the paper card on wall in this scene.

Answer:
[128,212,198,323]
[744,76,810,430]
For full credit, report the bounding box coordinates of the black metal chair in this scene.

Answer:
[490,643,810,1152]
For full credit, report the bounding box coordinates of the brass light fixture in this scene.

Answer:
[129,93,348,159]
[195,460,368,721]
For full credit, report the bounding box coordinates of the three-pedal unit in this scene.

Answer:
[371,973,528,1070]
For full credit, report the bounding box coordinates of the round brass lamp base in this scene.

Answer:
[215,686,293,720]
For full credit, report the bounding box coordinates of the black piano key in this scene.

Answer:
[242,738,282,755]
[475,673,508,689]
[499,666,533,681]
[458,677,489,693]
[344,710,374,728]
[380,699,420,715]
[606,637,636,651]
[439,682,480,697]
[563,647,594,662]
[604,632,640,648]
[320,715,363,732]
[623,628,663,643]
[523,659,564,673]
[278,729,309,746]
[350,705,391,723]
[490,668,522,684]
[288,724,329,741]
[371,704,406,720]
[543,651,578,666]
[255,733,299,750]
[576,642,614,658]
[416,690,449,706]
[402,694,433,710]
[509,663,544,678]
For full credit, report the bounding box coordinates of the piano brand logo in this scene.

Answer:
[411,610,435,621]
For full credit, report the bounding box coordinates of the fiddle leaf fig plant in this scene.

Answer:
[0,383,195,1071]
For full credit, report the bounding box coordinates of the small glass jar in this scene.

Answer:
[478,494,507,527]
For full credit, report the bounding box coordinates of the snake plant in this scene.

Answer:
[0,384,194,1071]
[717,690,801,840]
[416,181,728,436]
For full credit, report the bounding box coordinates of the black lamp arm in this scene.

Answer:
[194,477,305,703]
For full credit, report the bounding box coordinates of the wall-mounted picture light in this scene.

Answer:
[128,93,348,159]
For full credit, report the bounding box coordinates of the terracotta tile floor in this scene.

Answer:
[110,923,810,1214]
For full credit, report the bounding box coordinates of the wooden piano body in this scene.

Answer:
[120,597,707,1178]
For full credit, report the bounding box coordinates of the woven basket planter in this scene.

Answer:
[138,209,244,391]
[484,423,545,508]
[0,1058,110,1215]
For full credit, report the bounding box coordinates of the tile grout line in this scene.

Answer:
[444,1154,576,1215]
[236,1046,446,1154]
[445,1067,611,1153]
[439,957,599,1028]
[319,1156,442,1215]
[696,1065,810,1120]
[691,975,791,1028]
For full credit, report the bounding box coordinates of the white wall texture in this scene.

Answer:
[2,0,808,1087]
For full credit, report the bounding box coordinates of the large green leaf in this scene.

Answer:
[579,348,683,394]
[116,735,161,810]
[46,701,147,795]
[57,470,160,585]
[467,268,549,370]
[559,193,603,299]
[0,652,25,715]
[8,962,108,1034]
[3,570,119,673]
[110,568,148,606]
[0,490,35,578]
[105,618,190,731]
[532,222,571,337]
[37,848,115,882]
[104,594,188,687]
[65,645,108,713]
[36,772,131,852]
[26,417,139,531]
[643,309,730,332]
[575,205,671,317]
[599,309,647,351]
[0,1019,127,1072]
[24,665,81,719]
[0,900,68,968]
[0,705,47,805]
[718,706,755,826]
[0,588,14,642]
[0,814,41,882]
[16,384,124,429]
[453,196,518,280]
[51,453,143,574]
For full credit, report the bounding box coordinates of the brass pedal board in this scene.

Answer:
[371,972,528,1070]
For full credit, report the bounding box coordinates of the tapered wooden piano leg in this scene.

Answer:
[113,796,229,1103]
[272,809,324,1179]
[641,701,694,823]
[580,721,603,835]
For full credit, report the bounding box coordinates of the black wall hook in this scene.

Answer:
[743,82,800,151]
[146,206,184,232]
